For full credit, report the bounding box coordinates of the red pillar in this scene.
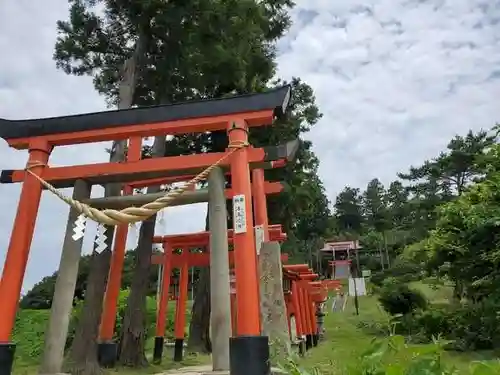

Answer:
[0,139,51,341]
[156,243,173,337]
[99,136,142,343]
[297,284,309,337]
[152,242,172,363]
[291,281,303,337]
[173,253,189,361]
[300,284,314,350]
[227,120,260,336]
[230,271,237,334]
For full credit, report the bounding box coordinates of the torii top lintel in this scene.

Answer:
[0,86,291,149]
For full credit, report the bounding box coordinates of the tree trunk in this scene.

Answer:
[383,231,390,268]
[187,213,212,353]
[118,136,166,366]
[39,180,91,375]
[65,35,145,375]
[187,267,212,352]
[379,243,385,270]
[66,250,112,375]
[453,281,464,304]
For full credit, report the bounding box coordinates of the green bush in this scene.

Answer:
[378,283,428,316]
[371,260,423,287]
[68,289,167,344]
[113,288,164,340]
[394,307,452,344]
[282,334,500,375]
[448,299,500,351]
[394,298,500,351]
[15,290,170,366]
[12,309,50,363]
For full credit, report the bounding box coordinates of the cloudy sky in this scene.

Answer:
[0,0,499,291]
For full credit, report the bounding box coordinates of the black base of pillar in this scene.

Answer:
[173,338,184,362]
[230,336,270,375]
[312,334,319,347]
[153,336,164,364]
[305,334,313,350]
[298,340,306,357]
[0,343,15,375]
[97,341,117,368]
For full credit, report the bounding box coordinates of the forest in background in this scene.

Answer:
[23,124,500,301]
[22,125,500,351]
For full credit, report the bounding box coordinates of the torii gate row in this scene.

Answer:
[151,223,284,245]
[151,225,288,268]
[94,152,288,366]
[146,225,288,362]
[97,227,288,354]
[0,85,292,375]
[282,264,341,353]
[97,194,286,351]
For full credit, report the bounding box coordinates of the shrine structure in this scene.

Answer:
[149,224,288,363]
[0,86,293,375]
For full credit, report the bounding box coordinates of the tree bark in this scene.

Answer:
[208,167,231,371]
[39,180,91,375]
[65,35,145,375]
[118,135,166,366]
[187,267,212,353]
[187,213,212,353]
[66,250,113,375]
[383,231,390,268]
[379,243,385,271]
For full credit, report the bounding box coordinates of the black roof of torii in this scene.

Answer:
[0,85,291,141]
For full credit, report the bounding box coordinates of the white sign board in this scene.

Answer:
[362,269,371,278]
[232,194,247,234]
[348,277,367,296]
[254,225,264,255]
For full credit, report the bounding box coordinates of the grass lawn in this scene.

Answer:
[297,288,499,375]
[11,284,499,375]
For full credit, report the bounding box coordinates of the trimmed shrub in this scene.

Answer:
[378,283,428,316]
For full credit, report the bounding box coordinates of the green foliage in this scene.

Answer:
[363,178,391,233]
[421,145,500,301]
[378,284,428,316]
[448,299,500,351]
[280,334,500,374]
[53,0,295,105]
[13,290,165,366]
[12,309,50,362]
[334,187,364,234]
[20,251,159,309]
[113,288,163,341]
[371,260,423,287]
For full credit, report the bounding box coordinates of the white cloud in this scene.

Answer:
[0,0,499,291]
[277,0,500,199]
[0,0,207,291]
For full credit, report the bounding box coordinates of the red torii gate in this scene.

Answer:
[0,86,292,375]
[149,225,288,362]
[97,177,286,353]
[94,134,290,366]
[282,264,341,353]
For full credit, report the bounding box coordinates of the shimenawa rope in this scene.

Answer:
[24,141,247,226]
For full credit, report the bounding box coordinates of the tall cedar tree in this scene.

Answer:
[53,0,297,366]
